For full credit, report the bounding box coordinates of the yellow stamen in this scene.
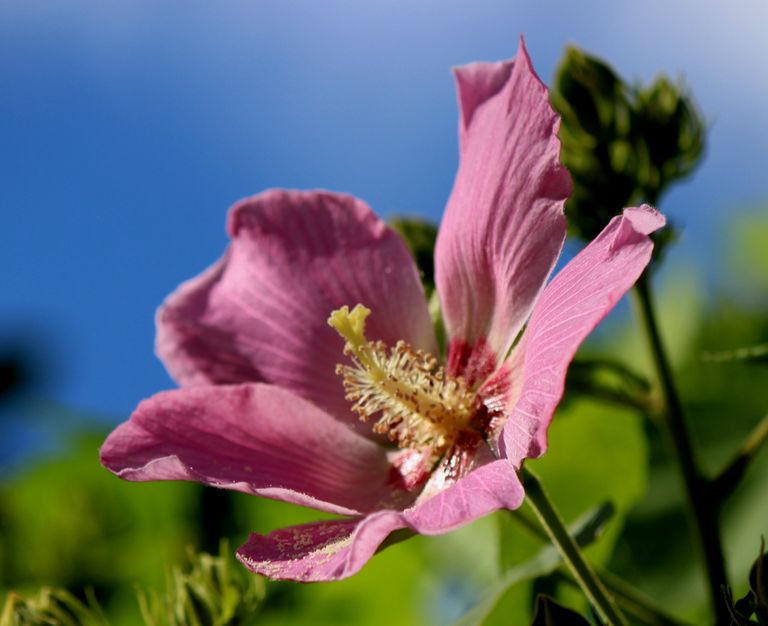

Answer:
[328,304,476,454]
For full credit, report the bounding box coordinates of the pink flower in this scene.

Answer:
[100,39,664,582]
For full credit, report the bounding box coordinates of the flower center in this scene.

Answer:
[328,304,477,455]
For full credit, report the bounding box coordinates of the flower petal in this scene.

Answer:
[403,455,524,533]
[100,383,404,515]
[237,511,407,582]
[435,38,571,360]
[502,205,665,467]
[157,189,435,428]
[454,59,514,150]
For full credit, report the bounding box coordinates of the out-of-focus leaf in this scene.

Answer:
[722,586,756,626]
[702,343,768,365]
[727,213,768,299]
[604,275,768,620]
[453,503,614,626]
[565,358,652,411]
[722,541,768,626]
[748,541,768,624]
[0,433,202,623]
[712,414,768,503]
[530,594,592,626]
[389,217,445,353]
[389,217,438,294]
[528,398,649,567]
[482,397,647,624]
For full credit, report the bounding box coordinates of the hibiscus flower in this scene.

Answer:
[100,39,664,581]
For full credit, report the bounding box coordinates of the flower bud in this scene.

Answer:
[552,46,705,256]
[552,46,638,241]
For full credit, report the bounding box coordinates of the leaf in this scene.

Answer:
[1,588,110,626]
[701,343,768,365]
[530,595,592,626]
[528,398,649,567]
[565,358,651,410]
[389,217,438,293]
[453,503,614,626]
[749,541,768,624]
[136,541,265,626]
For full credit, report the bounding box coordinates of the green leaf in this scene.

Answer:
[528,398,649,567]
[565,358,652,410]
[1,587,110,626]
[479,397,647,625]
[389,217,438,294]
[748,541,768,624]
[727,213,768,298]
[702,343,768,365]
[530,595,592,626]
[137,541,265,626]
[452,503,614,626]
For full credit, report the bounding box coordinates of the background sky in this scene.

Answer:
[1,1,767,465]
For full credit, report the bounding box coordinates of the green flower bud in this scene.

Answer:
[552,45,705,259]
[634,75,706,202]
[551,47,638,241]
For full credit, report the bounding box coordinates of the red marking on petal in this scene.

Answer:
[475,363,514,439]
[446,337,497,388]
[387,448,433,492]
[440,430,483,484]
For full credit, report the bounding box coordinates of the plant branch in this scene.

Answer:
[712,412,768,502]
[509,509,690,626]
[633,271,729,625]
[522,468,629,626]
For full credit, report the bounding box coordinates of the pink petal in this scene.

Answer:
[403,454,525,534]
[237,511,407,581]
[502,205,665,467]
[435,38,571,361]
[100,383,405,515]
[157,189,435,429]
[454,59,514,150]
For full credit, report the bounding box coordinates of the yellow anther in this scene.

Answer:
[328,304,477,455]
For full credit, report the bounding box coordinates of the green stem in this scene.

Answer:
[598,570,690,626]
[522,468,629,626]
[510,509,688,626]
[712,412,768,502]
[633,272,729,625]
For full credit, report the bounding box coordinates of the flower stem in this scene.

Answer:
[522,468,629,626]
[712,412,768,502]
[633,271,729,625]
[509,509,690,626]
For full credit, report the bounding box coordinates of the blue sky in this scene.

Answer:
[1,1,766,457]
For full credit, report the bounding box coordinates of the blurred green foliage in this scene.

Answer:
[530,594,592,625]
[137,543,265,626]
[390,218,438,296]
[456,503,615,625]
[1,588,108,626]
